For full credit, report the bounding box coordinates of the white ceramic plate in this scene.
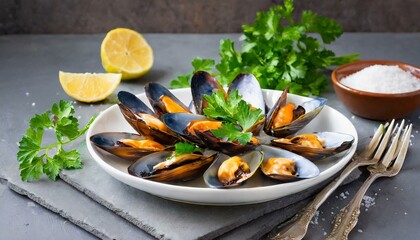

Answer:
[86,88,358,205]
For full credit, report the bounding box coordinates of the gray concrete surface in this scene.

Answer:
[1,0,420,34]
[0,33,419,239]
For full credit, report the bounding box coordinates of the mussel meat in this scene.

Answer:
[271,132,355,160]
[217,156,251,185]
[128,150,218,182]
[261,158,297,176]
[145,82,191,117]
[264,87,327,138]
[90,132,169,161]
[260,145,319,181]
[203,150,264,188]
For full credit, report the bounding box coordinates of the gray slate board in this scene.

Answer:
[59,142,332,240]
[0,162,154,240]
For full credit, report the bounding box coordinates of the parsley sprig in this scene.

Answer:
[170,0,359,96]
[203,90,264,145]
[167,142,204,161]
[173,142,204,157]
[170,57,215,88]
[17,100,95,181]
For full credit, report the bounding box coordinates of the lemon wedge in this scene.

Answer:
[101,28,153,80]
[59,71,121,103]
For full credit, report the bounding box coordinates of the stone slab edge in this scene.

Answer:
[0,171,155,240]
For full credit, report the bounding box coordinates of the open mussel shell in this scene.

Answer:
[228,73,266,134]
[117,91,179,145]
[228,73,266,115]
[264,88,327,138]
[128,151,218,182]
[145,82,191,117]
[195,130,259,156]
[203,150,264,188]
[90,132,169,161]
[118,91,156,116]
[163,113,209,145]
[191,71,225,114]
[271,132,355,161]
[260,145,319,182]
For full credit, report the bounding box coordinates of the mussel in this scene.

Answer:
[118,91,179,145]
[228,73,266,115]
[264,87,327,138]
[260,145,319,182]
[128,150,218,182]
[190,71,266,134]
[203,150,264,188]
[162,113,212,145]
[145,82,191,118]
[271,132,355,160]
[90,132,169,161]
[163,113,260,155]
[191,71,225,114]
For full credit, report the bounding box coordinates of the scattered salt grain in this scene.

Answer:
[341,65,420,94]
[357,229,363,233]
[323,232,327,236]
[310,211,320,225]
[31,102,36,107]
[362,195,376,209]
[56,92,60,95]
[339,192,347,199]
[25,92,29,96]
[404,212,408,215]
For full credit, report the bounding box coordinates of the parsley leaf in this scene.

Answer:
[212,123,253,145]
[236,101,264,132]
[203,90,239,123]
[17,100,95,181]
[170,0,359,96]
[59,149,83,169]
[202,90,264,145]
[173,142,204,157]
[203,90,264,132]
[170,57,215,88]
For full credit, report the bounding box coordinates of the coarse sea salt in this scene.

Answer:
[341,65,420,94]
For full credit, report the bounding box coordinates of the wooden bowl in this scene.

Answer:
[331,60,420,120]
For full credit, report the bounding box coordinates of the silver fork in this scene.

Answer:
[269,119,397,240]
[327,122,412,240]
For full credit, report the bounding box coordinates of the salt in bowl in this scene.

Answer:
[331,60,420,120]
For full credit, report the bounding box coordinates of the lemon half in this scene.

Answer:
[59,71,121,103]
[101,28,153,80]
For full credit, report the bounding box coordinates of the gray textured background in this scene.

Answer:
[1,0,420,34]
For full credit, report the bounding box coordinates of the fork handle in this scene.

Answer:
[270,160,362,240]
[327,173,380,240]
